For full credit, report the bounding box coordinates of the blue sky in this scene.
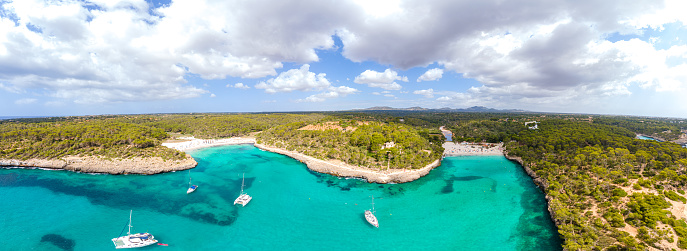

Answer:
[1,0,686,117]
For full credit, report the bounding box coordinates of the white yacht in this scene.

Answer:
[111,210,158,249]
[234,173,252,206]
[365,196,379,228]
[187,170,198,194]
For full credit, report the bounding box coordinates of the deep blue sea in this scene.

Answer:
[0,144,561,250]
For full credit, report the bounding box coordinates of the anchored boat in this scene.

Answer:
[187,170,198,194]
[111,210,158,249]
[234,173,252,206]
[365,196,379,228]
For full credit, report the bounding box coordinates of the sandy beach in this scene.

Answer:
[442,142,504,156]
[162,136,256,151]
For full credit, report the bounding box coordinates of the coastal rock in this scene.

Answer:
[254,143,441,184]
[0,158,67,169]
[0,154,197,175]
[504,152,560,229]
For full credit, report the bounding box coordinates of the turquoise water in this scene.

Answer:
[637,135,662,142]
[0,144,561,250]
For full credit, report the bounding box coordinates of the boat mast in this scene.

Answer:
[371,196,375,214]
[128,210,132,235]
[240,173,245,194]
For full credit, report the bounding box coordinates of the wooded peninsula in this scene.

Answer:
[2,111,687,250]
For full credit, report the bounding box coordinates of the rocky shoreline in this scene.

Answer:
[0,155,197,175]
[254,143,441,183]
[503,151,561,227]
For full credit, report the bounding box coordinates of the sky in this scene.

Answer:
[0,0,686,118]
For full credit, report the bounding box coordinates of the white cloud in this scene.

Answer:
[44,100,64,107]
[417,68,443,82]
[413,89,434,98]
[228,83,250,89]
[0,83,22,93]
[254,64,358,102]
[15,98,37,105]
[0,0,359,104]
[210,93,216,98]
[354,68,407,90]
[0,0,685,116]
[352,0,401,18]
[334,0,687,114]
[297,86,359,102]
[255,64,331,93]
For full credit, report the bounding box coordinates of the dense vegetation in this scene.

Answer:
[256,120,443,169]
[503,119,687,250]
[3,110,687,250]
[0,113,324,160]
[0,119,185,160]
[594,117,685,141]
[115,113,326,138]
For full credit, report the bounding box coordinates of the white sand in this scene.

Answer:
[162,137,256,152]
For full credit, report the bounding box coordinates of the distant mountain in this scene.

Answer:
[352,106,528,113]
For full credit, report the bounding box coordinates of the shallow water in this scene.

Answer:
[0,144,561,250]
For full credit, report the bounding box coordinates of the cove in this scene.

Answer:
[637,135,663,142]
[0,144,561,250]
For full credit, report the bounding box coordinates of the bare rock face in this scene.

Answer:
[0,155,197,175]
[0,159,67,169]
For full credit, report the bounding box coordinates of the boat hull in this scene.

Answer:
[234,193,252,206]
[365,210,379,228]
[111,233,158,249]
[187,185,198,194]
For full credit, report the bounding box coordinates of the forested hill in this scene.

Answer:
[594,116,686,141]
[506,120,687,250]
[0,113,324,161]
[256,120,443,169]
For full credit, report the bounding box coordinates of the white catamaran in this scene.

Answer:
[234,173,252,206]
[365,196,379,228]
[187,170,198,194]
[111,210,158,249]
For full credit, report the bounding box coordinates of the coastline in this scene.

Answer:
[0,137,255,175]
[163,136,443,183]
[503,151,560,229]
[162,137,257,151]
[253,143,441,183]
[0,155,197,175]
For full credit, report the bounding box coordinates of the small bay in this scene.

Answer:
[637,135,663,142]
[0,144,560,250]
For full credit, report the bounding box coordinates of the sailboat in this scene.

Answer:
[365,196,379,228]
[187,170,198,194]
[111,210,158,249]
[233,173,252,206]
